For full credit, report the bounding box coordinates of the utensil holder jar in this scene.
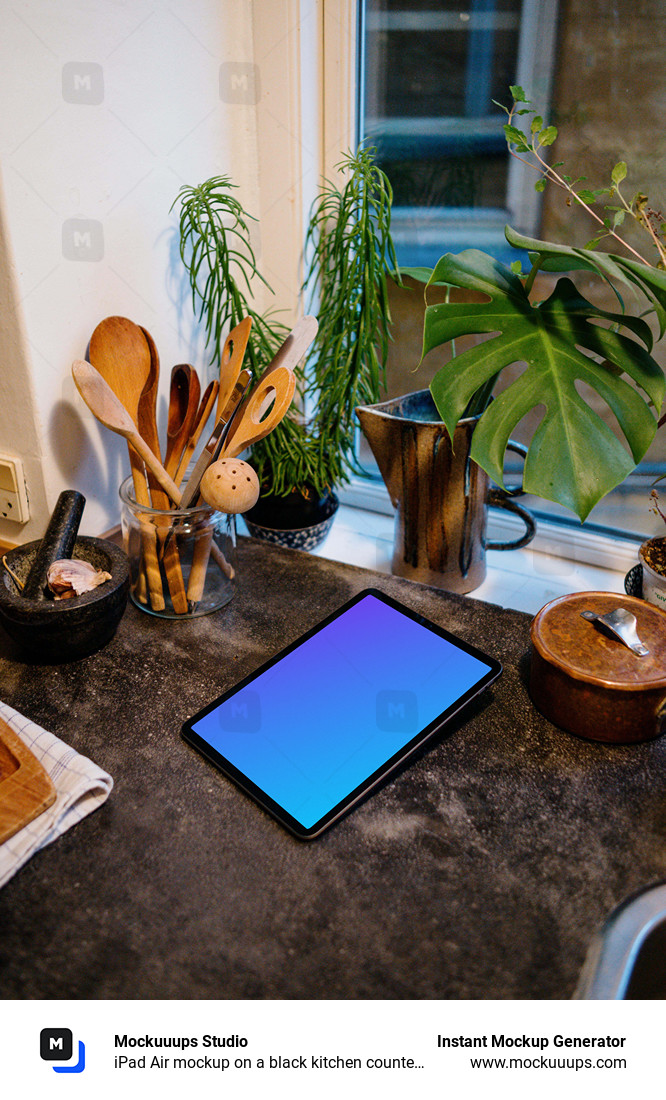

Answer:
[119,476,236,618]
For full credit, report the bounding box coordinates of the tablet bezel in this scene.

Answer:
[181,587,502,839]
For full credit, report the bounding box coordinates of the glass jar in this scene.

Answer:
[119,476,236,618]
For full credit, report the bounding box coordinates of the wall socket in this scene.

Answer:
[0,454,30,523]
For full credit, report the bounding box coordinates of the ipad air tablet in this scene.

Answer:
[182,588,501,839]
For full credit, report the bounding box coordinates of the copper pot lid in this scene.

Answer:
[531,591,666,690]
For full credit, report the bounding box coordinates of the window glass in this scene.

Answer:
[364,0,522,214]
[359,0,666,542]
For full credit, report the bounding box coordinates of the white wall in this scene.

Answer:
[0,0,264,540]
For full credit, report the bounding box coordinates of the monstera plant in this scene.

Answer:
[408,90,666,522]
[413,235,666,521]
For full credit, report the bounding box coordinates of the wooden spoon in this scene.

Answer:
[88,316,166,609]
[137,325,162,463]
[136,326,190,614]
[89,316,152,428]
[72,360,181,503]
[165,365,201,478]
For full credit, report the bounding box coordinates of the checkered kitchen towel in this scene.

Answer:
[0,700,113,889]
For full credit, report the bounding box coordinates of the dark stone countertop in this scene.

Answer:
[1,537,665,1000]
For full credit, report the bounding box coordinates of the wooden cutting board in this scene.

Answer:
[0,716,56,844]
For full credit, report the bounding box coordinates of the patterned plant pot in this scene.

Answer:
[244,490,339,552]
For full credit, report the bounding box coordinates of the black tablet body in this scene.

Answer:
[182,588,501,838]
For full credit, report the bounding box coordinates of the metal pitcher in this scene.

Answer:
[356,390,535,594]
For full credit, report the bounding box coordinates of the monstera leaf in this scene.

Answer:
[418,249,665,521]
[505,226,666,338]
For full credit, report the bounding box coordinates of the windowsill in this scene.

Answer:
[241,502,631,616]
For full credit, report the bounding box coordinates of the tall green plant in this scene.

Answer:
[171,176,288,376]
[173,151,398,501]
[252,145,399,496]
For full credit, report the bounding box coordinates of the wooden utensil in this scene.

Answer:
[184,361,294,609]
[259,314,318,382]
[72,360,182,503]
[222,365,296,458]
[165,365,201,478]
[219,317,316,455]
[174,379,219,488]
[216,317,253,422]
[89,317,167,610]
[137,325,162,463]
[89,316,152,428]
[0,716,56,845]
[135,327,189,614]
[178,371,252,510]
[200,459,260,514]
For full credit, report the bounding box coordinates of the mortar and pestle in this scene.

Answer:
[0,491,129,661]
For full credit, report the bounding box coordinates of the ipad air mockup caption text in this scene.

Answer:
[113,1035,423,1073]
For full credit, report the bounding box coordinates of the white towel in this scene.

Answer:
[0,700,113,889]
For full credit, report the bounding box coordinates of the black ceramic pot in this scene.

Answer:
[0,536,129,661]
[244,488,339,551]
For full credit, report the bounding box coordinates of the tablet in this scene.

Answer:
[182,588,501,838]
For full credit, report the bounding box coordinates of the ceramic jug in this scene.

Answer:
[356,390,535,594]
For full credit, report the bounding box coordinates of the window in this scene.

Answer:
[361,0,559,267]
[351,0,666,548]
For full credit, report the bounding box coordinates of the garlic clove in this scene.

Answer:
[47,558,112,600]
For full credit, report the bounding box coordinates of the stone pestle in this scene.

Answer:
[21,491,86,600]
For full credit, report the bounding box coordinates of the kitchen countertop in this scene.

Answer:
[1,536,665,1000]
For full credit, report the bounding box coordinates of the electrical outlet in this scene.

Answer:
[0,454,29,523]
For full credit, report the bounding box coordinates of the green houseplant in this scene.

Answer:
[404,88,666,524]
[173,148,398,547]
[246,145,398,543]
[172,175,289,380]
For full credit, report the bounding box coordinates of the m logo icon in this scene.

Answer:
[40,1028,72,1061]
[62,219,104,261]
[40,1028,86,1073]
[218,690,261,733]
[376,689,418,733]
[219,62,260,104]
[62,62,104,104]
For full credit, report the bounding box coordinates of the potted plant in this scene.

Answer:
[173,148,398,550]
[245,145,398,547]
[172,175,289,382]
[358,87,666,592]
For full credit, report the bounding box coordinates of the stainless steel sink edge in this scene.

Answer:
[574,882,666,999]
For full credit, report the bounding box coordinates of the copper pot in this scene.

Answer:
[530,592,666,744]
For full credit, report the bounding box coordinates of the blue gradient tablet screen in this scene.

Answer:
[187,592,499,834]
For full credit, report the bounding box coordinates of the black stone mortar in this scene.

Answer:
[0,537,129,662]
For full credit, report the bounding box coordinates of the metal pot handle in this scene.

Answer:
[485,439,536,551]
